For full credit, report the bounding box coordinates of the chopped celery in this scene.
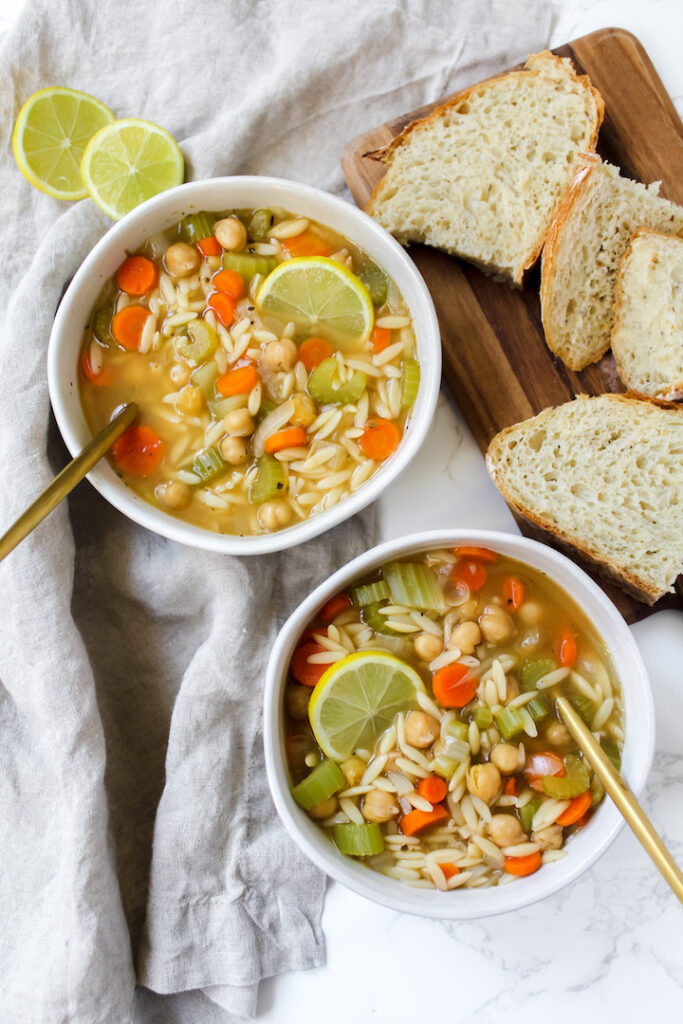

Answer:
[441,736,470,762]
[446,719,469,743]
[191,360,219,398]
[180,212,215,244]
[176,318,217,363]
[521,658,556,692]
[250,454,287,504]
[400,358,420,411]
[433,755,458,780]
[542,755,590,798]
[222,250,277,285]
[590,773,605,807]
[291,758,345,811]
[520,795,542,834]
[472,706,493,731]
[357,261,388,306]
[208,394,247,418]
[248,208,275,240]
[494,706,525,741]
[361,601,401,637]
[350,580,390,607]
[601,737,621,771]
[92,300,116,347]
[255,395,278,422]
[568,692,596,723]
[307,358,367,406]
[187,446,226,485]
[333,822,384,856]
[383,562,447,613]
[526,695,549,722]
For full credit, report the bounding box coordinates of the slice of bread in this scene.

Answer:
[540,157,683,370]
[366,51,603,285]
[612,228,683,400]
[486,394,683,603]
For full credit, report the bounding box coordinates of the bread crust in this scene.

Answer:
[366,52,604,284]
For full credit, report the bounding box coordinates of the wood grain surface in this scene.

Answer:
[341,28,683,623]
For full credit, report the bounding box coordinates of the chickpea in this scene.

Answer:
[259,498,292,531]
[290,392,317,428]
[164,242,200,278]
[404,710,440,749]
[309,795,338,820]
[488,813,525,847]
[517,600,544,625]
[450,620,481,655]
[223,408,254,436]
[466,762,501,803]
[262,338,298,372]
[155,480,191,511]
[456,598,480,622]
[214,217,247,252]
[177,385,204,416]
[219,435,249,465]
[533,824,563,850]
[341,756,366,786]
[413,632,442,662]
[170,362,192,386]
[545,720,572,749]
[479,606,515,645]
[490,742,523,774]
[285,685,310,720]
[362,789,399,823]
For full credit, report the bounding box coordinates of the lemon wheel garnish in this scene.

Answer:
[12,87,115,200]
[256,256,374,346]
[308,650,425,761]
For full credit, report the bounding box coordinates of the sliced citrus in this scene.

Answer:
[80,117,184,220]
[256,256,374,347]
[308,650,425,761]
[12,87,114,200]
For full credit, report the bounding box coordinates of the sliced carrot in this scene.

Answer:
[432,663,477,709]
[504,777,518,796]
[197,236,223,258]
[281,230,331,259]
[359,418,401,460]
[298,336,333,372]
[81,349,112,386]
[559,629,577,668]
[400,804,449,837]
[212,268,245,299]
[290,642,327,687]
[112,425,164,477]
[264,427,307,454]
[440,863,461,880]
[319,592,353,623]
[452,546,498,563]
[216,363,259,396]
[417,776,448,804]
[111,305,150,351]
[524,751,566,792]
[372,326,392,353]
[208,291,236,327]
[504,851,542,876]
[451,558,487,592]
[503,576,525,610]
[555,790,592,827]
[115,255,157,295]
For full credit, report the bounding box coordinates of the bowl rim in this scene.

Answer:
[264,529,655,919]
[46,175,441,555]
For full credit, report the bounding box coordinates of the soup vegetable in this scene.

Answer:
[80,208,419,535]
[285,546,623,890]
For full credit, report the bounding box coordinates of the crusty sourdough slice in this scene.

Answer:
[366,51,603,285]
[486,394,683,603]
[540,157,683,370]
[612,228,683,400]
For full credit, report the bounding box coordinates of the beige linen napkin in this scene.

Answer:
[0,1,551,1021]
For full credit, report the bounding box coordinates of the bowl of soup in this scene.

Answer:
[264,530,654,918]
[47,177,440,553]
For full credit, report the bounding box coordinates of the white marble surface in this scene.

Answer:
[3,1,682,1020]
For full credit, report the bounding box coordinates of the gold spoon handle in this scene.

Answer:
[0,403,138,564]
[557,695,683,903]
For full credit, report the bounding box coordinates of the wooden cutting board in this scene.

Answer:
[341,28,683,624]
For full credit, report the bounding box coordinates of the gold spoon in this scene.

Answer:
[557,695,683,903]
[0,403,138,563]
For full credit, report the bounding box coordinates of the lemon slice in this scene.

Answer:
[81,117,184,220]
[308,651,425,761]
[12,87,115,200]
[256,256,374,346]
